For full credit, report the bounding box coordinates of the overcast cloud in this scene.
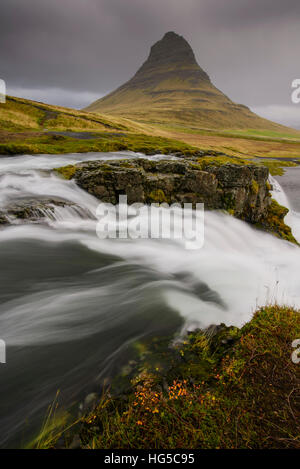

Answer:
[1,0,299,127]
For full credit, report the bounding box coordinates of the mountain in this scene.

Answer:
[85,31,286,131]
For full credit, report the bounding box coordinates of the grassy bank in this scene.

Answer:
[33,305,300,449]
[0,98,200,155]
[0,131,199,157]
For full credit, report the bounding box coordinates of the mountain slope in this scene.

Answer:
[0,96,128,133]
[0,95,202,155]
[85,32,289,131]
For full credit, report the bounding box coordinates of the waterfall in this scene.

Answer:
[0,152,300,447]
[270,174,300,242]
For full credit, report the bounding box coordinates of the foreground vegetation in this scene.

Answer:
[32,305,300,449]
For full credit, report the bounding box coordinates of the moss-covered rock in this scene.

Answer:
[58,158,271,224]
[54,165,77,180]
[0,213,8,225]
[256,199,298,244]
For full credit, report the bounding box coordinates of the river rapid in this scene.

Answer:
[0,152,299,447]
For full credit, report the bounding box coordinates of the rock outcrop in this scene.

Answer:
[0,198,79,225]
[58,158,271,224]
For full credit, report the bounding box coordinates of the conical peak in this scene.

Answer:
[132,31,211,84]
[147,31,197,67]
[159,31,191,49]
[163,31,180,40]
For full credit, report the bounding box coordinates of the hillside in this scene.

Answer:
[85,32,290,132]
[1,94,300,163]
[0,96,201,155]
[0,96,129,133]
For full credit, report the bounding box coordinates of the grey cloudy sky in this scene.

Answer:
[1,0,299,127]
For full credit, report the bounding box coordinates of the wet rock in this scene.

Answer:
[0,198,79,225]
[69,158,270,223]
[0,213,8,225]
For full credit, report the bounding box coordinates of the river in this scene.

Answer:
[0,152,299,447]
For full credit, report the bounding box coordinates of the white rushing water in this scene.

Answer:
[270,174,300,242]
[0,152,299,446]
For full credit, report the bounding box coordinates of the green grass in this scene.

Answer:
[0,98,203,155]
[80,306,300,449]
[0,96,128,133]
[258,160,298,176]
[149,123,300,143]
[0,131,199,156]
[33,306,300,449]
[230,128,300,141]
